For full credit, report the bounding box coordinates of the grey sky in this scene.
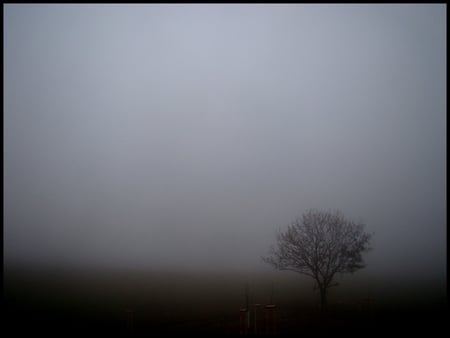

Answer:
[4,5,446,281]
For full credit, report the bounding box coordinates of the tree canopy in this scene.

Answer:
[263,209,372,308]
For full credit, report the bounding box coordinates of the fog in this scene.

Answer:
[4,4,446,288]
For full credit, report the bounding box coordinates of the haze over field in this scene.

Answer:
[4,4,446,295]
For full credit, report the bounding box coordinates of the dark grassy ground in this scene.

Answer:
[3,266,447,337]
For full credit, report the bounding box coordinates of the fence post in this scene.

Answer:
[265,304,276,335]
[254,304,261,335]
[125,309,134,335]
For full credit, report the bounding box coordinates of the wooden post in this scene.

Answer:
[254,304,261,335]
[240,308,248,335]
[265,304,276,335]
[125,309,134,335]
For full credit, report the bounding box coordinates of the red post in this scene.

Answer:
[264,304,276,335]
[240,308,248,335]
[125,309,134,335]
[254,304,261,335]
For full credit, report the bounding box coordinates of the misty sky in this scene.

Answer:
[4,5,446,281]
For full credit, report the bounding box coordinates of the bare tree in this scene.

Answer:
[262,209,372,310]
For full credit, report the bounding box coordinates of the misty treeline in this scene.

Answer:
[263,209,372,310]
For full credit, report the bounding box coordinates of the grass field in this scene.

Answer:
[3,265,447,337]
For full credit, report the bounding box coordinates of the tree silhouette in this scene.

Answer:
[262,209,372,310]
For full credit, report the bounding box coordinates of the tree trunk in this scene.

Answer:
[319,287,327,312]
